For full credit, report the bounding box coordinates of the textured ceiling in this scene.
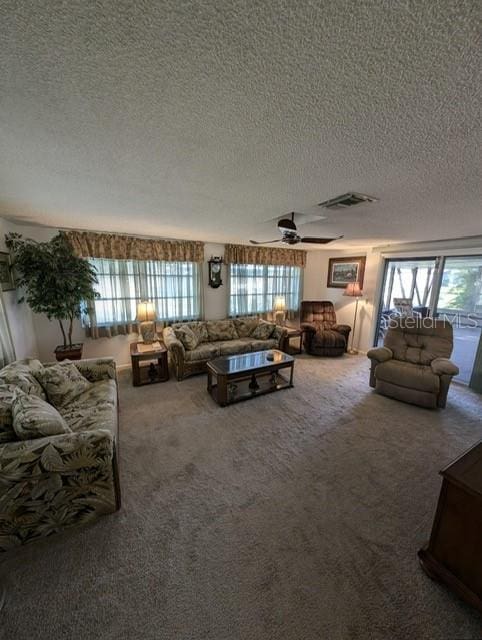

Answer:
[0,0,480,249]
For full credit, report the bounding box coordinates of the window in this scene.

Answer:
[88,258,202,326]
[229,263,302,316]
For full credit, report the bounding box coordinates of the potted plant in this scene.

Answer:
[6,232,98,361]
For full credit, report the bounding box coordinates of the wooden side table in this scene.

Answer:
[418,441,482,612]
[281,327,303,354]
[130,341,169,387]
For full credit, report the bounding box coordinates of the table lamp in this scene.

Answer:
[273,297,286,325]
[136,301,157,344]
[343,282,362,354]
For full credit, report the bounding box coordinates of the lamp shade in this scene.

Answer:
[273,297,286,312]
[343,282,362,297]
[136,301,156,322]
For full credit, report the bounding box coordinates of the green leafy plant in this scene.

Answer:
[5,232,98,349]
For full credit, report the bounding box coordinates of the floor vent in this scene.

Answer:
[318,192,378,210]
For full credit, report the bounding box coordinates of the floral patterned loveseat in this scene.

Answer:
[163,317,288,380]
[0,357,121,552]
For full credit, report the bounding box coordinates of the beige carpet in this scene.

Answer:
[2,355,482,640]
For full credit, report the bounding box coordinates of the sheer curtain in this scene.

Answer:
[229,264,302,319]
[0,293,15,367]
[85,258,203,338]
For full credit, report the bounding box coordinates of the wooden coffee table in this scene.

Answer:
[206,349,294,407]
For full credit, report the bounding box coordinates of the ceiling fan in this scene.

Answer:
[250,212,343,246]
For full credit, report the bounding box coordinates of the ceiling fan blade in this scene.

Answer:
[300,235,344,244]
[249,239,281,245]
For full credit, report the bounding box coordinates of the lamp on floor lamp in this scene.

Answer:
[343,282,363,354]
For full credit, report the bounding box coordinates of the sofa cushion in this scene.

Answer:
[375,359,440,393]
[206,320,238,342]
[241,338,278,352]
[0,359,47,400]
[184,343,221,362]
[12,388,71,440]
[35,362,92,409]
[60,379,117,436]
[174,325,199,351]
[251,321,275,340]
[172,322,209,344]
[216,339,253,356]
[233,317,259,338]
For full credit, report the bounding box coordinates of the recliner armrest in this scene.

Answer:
[366,346,393,363]
[431,358,459,376]
[332,323,351,334]
[300,322,317,333]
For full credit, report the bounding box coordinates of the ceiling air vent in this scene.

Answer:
[318,192,378,210]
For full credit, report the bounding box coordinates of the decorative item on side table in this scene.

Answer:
[5,232,98,361]
[136,301,158,344]
[273,297,286,325]
[343,282,362,354]
[327,256,366,288]
[208,256,223,288]
[130,341,169,386]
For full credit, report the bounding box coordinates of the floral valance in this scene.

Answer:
[63,230,204,263]
[224,243,306,268]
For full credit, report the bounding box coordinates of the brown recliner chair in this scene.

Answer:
[367,318,459,409]
[300,300,351,356]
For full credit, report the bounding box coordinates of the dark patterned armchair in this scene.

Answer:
[300,300,351,357]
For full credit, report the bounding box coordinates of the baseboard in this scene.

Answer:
[117,364,132,372]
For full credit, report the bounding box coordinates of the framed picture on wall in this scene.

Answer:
[0,252,15,291]
[327,256,366,288]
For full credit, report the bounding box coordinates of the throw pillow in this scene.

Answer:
[252,321,276,340]
[174,325,200,351]
[12,388,71,440]
[191,322,209,344]
[0,359,47,400]
[34,362,92,410]
[206,320,238,342]
[233,316,259,338]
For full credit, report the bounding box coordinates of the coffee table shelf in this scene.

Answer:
[206,350,294,407]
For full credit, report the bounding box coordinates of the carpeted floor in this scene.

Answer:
[1,355,481,640]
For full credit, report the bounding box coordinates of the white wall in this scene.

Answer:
[303,249,383,353]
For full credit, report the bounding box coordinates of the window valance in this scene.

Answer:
[224,243,306,268]
[63,230,204,263]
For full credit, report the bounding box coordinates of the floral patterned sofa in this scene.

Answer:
[0,357,121,552]
[163,317,288,380]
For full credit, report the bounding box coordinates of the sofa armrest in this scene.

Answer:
[431,358,459,377]
[272,325,288,345]
[366,346,393,363]
[300,322,317,334]
[73,357,117,382]
[0,429,119,550]
[0,428,115,476]
[162,327,185,357]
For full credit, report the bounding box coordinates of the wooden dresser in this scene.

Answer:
[418,441,482,612]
